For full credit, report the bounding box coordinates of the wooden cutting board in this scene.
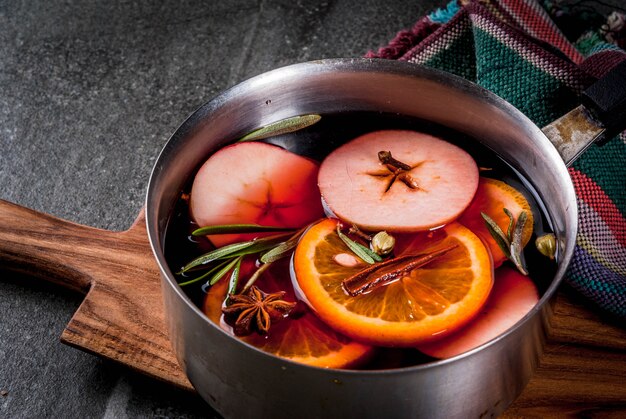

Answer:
[0,198,624,416]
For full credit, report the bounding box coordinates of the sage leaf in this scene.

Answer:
[192,224,294,236]
[336,226,382,264]
[510,211,529,275]
[481,212,512,259]
[238,114,321,142]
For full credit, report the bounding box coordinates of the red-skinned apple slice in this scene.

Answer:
[318,130,479,232]
[190,142,324,247]
[416,267,539,359]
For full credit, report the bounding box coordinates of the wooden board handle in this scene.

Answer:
[0,199,120,291]
[0,198,193,390]
[0,198,157,292]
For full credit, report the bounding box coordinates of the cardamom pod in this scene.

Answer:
[535,233,556,260]
[370,231,395,256]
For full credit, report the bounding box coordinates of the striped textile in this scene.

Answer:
[367,0,626,319]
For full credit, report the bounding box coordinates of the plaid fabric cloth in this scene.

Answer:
[367,0,626,320]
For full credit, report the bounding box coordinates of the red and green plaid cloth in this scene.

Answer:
[367,0,626,320]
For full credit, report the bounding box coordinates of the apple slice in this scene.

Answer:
[190,142,324,247]
[318,130,479,232]
[416,267,539,359]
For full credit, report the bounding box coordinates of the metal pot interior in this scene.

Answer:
[146,58,578,418]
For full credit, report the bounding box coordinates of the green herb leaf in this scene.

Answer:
[503,208,515,242]
[180,220,317,297]
[510,211,529,275]
[179,240,257,273]
[238,114,321,142]
[481,212,512,259]
[260,234,302,264]
[181,233,294,273]
[178,259,232,287]
[226,233,294,258]
[336,226,382,264]
[192,224,295,236]
[208,257,242,286]
[226,257,243,297]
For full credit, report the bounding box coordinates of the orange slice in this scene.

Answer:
[292,218,493,347]
[458,178,534,267]
[203,258,373,368]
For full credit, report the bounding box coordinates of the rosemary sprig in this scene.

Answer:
[178,240,257,274]
[179,232,293,274]
[208,256,243,286]
[238,114,321,142]
[241,226,310,290]
[336,225,383,264]
[192,224,294,236]
[481,209,529,275]
[226,257,243,298]
[178,259,232,287]
[260,225,308,264]
[221,233,294,257]
[177,222,314,293]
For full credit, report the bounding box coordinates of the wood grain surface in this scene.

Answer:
[0,198,624,415]
[0,199,191,390]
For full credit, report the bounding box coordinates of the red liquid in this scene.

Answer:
[163,112,557,369]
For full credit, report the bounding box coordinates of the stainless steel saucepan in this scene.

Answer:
[145,58,626,418]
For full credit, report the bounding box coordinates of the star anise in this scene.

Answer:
[222,286,296,336]
[366,150,423,193]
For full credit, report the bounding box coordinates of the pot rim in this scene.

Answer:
[145,57,577,375]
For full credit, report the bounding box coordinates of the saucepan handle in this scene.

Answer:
[542,59,626,166]
[581,59,626,142]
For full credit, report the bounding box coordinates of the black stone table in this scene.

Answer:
[0,1,439,417]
